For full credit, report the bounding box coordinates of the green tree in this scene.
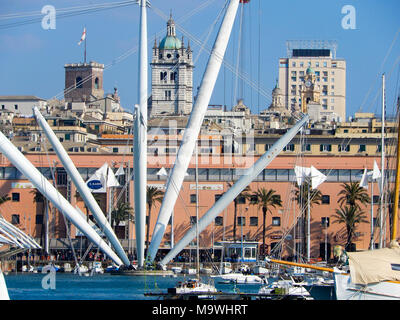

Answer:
[30,189,46,250]
[0,194,11,207]
[111,202,134,230]
[251,188,282,258]
[146,186,164,250]
[227,183,251,242]
[337,182,370,210]
[332,205,368,251]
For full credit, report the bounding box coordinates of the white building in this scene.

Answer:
[0,96,47,116]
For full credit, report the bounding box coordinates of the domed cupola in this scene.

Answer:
[159,13,182,50]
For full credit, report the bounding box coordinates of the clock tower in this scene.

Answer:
[300,67,320,113]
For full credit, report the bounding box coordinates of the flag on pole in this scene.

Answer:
[372,160,381,180]
[359,168,369,189]
[78,27,86,45]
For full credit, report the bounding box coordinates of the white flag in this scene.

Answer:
[359,168,369,189]
[310,166,327,189]
[156,167,168,176]
[86,163,108,193]
[372,160,381,180]
[115,166,125,176]
[78,27,86,45]
[294,166,310,186]
[107,167,120,188]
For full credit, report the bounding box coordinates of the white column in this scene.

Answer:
[147,0,240,262]
[0,131,123,266]
[33,107,131,266]
[134,0,148,267]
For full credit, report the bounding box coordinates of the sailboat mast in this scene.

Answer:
[391,98,400,245]
[379,73,385,248]
[195,140,200,276]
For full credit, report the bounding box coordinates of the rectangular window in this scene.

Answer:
[14,104,18,110]
[35,214,43,224]
[11,214,20,225]
[165,90,172,101]
[283,144,295,152]
[112,147,119,153]
[190,194,196,203]
[320,144,332,152]
[237,216,245,226]
[250,217,258,226]
[272,217,281,226]
[338,144,350,152]
[215,216,223,226]
[301,144,311,152]
[190,216,197,225]
[215,194,222,202]
[12,193,20,202]
[321,195,330,204]
[359,145,366,152]
[65,134,71,141]
[321,217,330,227]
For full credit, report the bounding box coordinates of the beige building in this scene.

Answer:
[278,41,346,122]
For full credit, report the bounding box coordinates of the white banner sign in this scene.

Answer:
[11,182,34,189]
[190,184,223,191]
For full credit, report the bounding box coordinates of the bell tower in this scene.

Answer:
[150,14,193,117]
[300,66,320,113]
[64,61,104,103]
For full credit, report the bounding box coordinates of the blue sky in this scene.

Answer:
[0,0,399,119]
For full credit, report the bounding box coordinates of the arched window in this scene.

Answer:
[160,71,167,82]
[76,76,83,89]
[94,77,99,89]
[170,71,177,82]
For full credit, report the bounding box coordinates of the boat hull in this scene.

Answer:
[334,272,400,300]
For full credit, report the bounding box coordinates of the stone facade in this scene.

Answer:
[64,62,104,102]
[150,15,193,117]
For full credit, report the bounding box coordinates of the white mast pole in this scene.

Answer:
[147,0,240,262]
[371,179,374,250]
[33,107,131,266]
[134,0,148,267]
[0,131,123,266]
[160,114,309,266]
[307,184,311,261]
[379,73,385,248]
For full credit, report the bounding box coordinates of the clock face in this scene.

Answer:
[305,80,312,88]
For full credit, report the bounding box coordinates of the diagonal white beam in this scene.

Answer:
[160,114,310,266]
[33,107,131,266]
[0,131,123,266]
[147,0,240,263]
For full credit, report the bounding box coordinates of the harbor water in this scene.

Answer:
[4,273,264,300]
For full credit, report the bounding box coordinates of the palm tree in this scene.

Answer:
[251,188,282,258]
[337,182,370,210]
[111,202,134,230]
[293,182,322,257]
[146,186,164,251]
[0,194,11,207]
[30,189,46,250]
[332,205,368,251]
[227,183,251,242]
